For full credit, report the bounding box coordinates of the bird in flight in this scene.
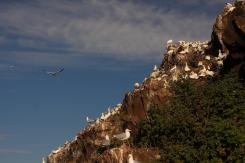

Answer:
[44,68,64,77]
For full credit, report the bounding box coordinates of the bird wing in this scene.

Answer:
[114,133,126,140]
[58,68,64,73]
[101,140,110,146]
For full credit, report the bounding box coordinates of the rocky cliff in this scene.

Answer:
[47,1,245,163]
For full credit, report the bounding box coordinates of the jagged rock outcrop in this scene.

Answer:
[211,1,245,77]
[47,1,245,163]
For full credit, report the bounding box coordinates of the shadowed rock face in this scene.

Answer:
[47,1,245,163]
[211,1,245,77]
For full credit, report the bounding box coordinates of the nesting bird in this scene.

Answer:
[217,60,223,66]
[101,135,110,147]
[167,49,174,55]
[198,61,203,66]
[206,70,214,76]
[217,50,227,60]
[128,154,140,163]
[184,62,191,72]
[134,83,140,90]
[205,56,211,60]
[170,65,177,72]
[189,71,199,79]
[113,129,131,141]
[153,65,158,71]
[52,147,62,154]
[224,2,235,13]
[86,116,95,123]
[167,39,173,45]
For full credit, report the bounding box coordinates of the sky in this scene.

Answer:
[0,0,228,162]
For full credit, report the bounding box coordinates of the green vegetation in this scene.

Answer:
[135,73,245,162]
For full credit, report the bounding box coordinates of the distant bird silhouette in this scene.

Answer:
[44,68,64,76]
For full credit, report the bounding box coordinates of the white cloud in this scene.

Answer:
[0,0,220,65]
[0,149,31,155]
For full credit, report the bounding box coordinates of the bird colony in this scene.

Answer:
[48,35,230,161]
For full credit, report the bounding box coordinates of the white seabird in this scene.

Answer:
[113,129,131,141]
[86,116,95,123]
[100,113,106,120]
[206,70,214,77]
[128,154,140,163]
[42,157,45,163]
[153,65,158,71]
[184,62,191,72]
[217,60,223,66]
[167,40,173,44]
[170,65,177,72]
[189,71,199,79]
[101,135,110,147]
[205,56,211,60]
[198,61,203,66]
[167,49,174,55]
[45,68,64,77]
[134,83,140,89]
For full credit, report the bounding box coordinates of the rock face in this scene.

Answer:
[211,1,245,77]
[47,1,245,163]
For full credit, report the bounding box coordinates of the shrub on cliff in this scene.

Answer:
[135,73,245,162]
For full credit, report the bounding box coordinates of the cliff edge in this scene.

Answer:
[47,1,245,163]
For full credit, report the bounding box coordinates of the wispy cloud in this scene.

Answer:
[0,0,224,66]
[0,149,31,155]
[0,134,9,141]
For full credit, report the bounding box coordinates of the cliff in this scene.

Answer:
[47,1,245,163]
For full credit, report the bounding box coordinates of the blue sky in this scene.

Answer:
[0,0,227,162]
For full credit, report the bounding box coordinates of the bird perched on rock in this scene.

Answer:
[205,56,211,60]
[153,65,158,71]
[128,154,140,163]
[170,65,177,72]
[189,71,199,79]
[167,39,173,45]
[113,129,131,141]
[184,62,191,72]
[134,83,140,90]
[206,70,215,77]
[86,116,95,123]
[42,157,45,163]
[101,135,110,147]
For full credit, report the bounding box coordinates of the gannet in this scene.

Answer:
[167,40,173,44]
[206,70,214,76]
[205,56,211,60]
[153,65,158,71]
[189,71,199,79]
[134,83,140,89]
[86,116,95,123]
[217,60,223,66]
[184,62,190,72]
[170,65,177,72]
[167,49,174,55]
[44,68,64,77]
[198,61,203,66]
[128,154,140,163]
[101,135,110,147]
